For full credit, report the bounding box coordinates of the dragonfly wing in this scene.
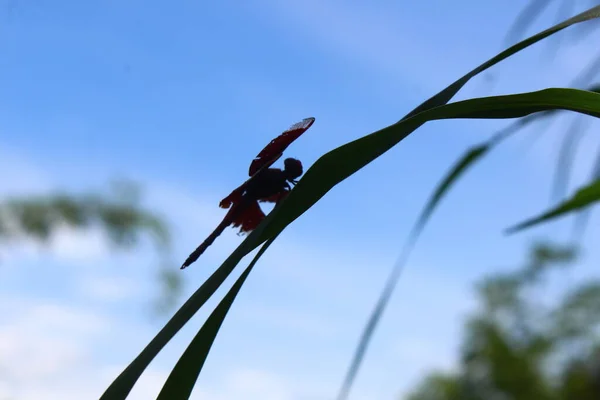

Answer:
[230,200,266,233]
[219,153,282,209]
[219,184,245,209]
[248,117,315,177]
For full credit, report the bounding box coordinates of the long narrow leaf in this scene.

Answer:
[545,0,573,58]
[156,237,277,400]
[99,7,600,399]
[505,0,555,45]
[570,52,600,89]
[551,116,590,203]
[507,179,600,233]
[571,142,600,240]
[551,85,600,204]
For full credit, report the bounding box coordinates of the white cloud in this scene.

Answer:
[48,224,112,261]
[78,274,141,302]
[237,302,339,339]
[0,298,109,398]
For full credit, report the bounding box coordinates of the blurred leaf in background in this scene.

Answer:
[405,242,600,400]
[0,178,182,313]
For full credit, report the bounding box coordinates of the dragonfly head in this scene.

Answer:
[283,158,303,181]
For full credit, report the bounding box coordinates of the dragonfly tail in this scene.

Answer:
[180,213,233,270]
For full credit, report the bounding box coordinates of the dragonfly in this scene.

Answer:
[180,117,315,270]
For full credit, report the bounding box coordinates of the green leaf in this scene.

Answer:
[571,140,600,239]
[550,85,600,205]
[551,117,589,203]
[505,0,555,45]
[507,179,600,233]
[99,6,600,399]
[155,238,276,400]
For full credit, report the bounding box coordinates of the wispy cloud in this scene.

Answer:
[0,297,109,397]
[252,0,468,93]
[237,302,340,339]
[78,274,142,302]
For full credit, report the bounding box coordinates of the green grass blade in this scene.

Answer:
[570,53,600,89]
[550,86,600,204]
[505,0,554,45]
[99,6,600,398]
[551,117,590,203]
[507,179,600,234]
[155,238,277,400]
[570,143,600,240]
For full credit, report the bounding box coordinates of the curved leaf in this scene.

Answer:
[507,179,600,233]
[505,0,554,45]
[551,116,590,203]
[572,139,600,239]
[550,85,600,207]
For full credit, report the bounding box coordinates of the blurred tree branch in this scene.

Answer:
[405,242,600,400]
[0,179,182,313]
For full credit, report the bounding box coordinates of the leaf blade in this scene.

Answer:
[507,179,600,233]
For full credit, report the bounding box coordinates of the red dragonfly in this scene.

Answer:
[181,117,315,270]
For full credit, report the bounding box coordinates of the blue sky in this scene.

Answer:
[1,0,599,399]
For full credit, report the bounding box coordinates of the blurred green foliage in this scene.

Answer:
[0,179,182,313]
[405,242,600,400]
